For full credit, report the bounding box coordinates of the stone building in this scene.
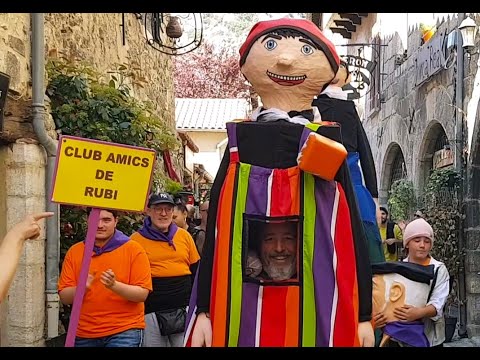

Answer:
[0,13,178,346]
[317,12,480,338]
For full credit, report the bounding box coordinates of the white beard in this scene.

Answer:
[263,259,297,281]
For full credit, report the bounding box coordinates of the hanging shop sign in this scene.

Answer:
[415,31,446,87]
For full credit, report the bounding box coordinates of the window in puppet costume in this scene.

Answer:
[184,18,374,347]
[372,262,436,347]
[312,61,385,264]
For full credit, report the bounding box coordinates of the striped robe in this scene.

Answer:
[185,120,371,347]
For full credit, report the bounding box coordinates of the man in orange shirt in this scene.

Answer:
[131,192,200,347]
[58,209,152,347]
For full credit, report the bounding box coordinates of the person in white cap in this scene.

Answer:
[399,218,450,347]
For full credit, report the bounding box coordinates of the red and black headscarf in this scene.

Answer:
[239,18,340,74]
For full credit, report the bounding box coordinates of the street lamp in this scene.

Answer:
[459,16,478,57]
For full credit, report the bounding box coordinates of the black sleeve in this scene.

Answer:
[354,107,379,198]
[190,261,199,282]
[195,230,206,257]
[335,163,373,322]
[196,146,230,313]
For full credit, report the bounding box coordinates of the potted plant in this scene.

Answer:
[388,179,417,222]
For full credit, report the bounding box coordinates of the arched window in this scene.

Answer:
[434,132,449,153]
[390,150,407,189]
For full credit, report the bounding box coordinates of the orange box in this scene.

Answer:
[297,133,347,181]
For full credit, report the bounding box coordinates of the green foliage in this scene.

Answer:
[47,57,182,254]
[422,168,463,279]
[164,178,184,195]
[387,179,417,221]
[47,59,179,152]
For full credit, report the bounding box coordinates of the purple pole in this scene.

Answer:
[64,208,100,347]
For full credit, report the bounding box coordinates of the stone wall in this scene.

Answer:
[0,14,31,96]
[0,144,47,346]
[44,13,175,128]
[0,14,36,144]
[0,13,177,346]
[361,15,459,203]
[43,12,181,182]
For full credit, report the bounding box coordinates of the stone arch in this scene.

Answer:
[379,142,407,206]
[417,120,450,194]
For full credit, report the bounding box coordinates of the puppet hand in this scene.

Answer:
[385,238,396,246]
[246,251,262,277]
[297,133,347,181]
[373,311,388,329]
[191,313,212,347]
[358,321,375,347]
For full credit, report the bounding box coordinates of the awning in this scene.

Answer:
[162,150,181,182]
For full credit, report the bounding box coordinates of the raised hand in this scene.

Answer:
[10,212,54,241]
[100,269,116,289]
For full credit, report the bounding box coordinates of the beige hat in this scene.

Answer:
[403,218,434,247]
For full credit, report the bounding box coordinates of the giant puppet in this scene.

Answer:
[184,18,374,347]
[313,61,385,264]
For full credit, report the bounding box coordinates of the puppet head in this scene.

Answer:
[372,262,434,324]
[331,59,352,88]
[239,18,339,112]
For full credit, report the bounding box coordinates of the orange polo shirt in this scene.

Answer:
[131,228,200,277]
[58,240,152,338]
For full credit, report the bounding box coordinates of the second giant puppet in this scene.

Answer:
[185,18,374,347]
[313,62,385,264]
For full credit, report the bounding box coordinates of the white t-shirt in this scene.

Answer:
[403,256,450,346]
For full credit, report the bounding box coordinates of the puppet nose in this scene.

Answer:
[277,55,294,66]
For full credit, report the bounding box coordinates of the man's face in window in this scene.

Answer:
[260,221,297,281]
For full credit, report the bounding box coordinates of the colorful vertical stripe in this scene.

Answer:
[228,163,251,347]
[302,173,317,346]
[313,177,337,347]
[237,282,260,346]
[331,184,358,346]
[259,286,288,346]
[211,162,238,347]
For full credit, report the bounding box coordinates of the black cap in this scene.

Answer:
[379,206,388,214]
[148,192,175,207]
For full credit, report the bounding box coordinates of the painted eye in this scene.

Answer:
[264,39,277,51]
[301,44,314,55]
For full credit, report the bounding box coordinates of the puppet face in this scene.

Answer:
[241,32,335,108]
[372,273,430,323]
[372,274,387,315]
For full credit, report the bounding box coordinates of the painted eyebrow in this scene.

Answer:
[299,38,317,48]
[261,34,282,43]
